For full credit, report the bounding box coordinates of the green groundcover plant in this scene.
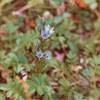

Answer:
[0,0,100,100]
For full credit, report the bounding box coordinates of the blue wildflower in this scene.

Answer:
[35,50,44,59]
[43,51,52,60]
[41,25,54,39]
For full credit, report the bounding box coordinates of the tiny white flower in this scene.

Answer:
[43,51,52,60]
[22,75,28,81]
[43,11,53,19]
[41,25,54,39]
[44,25,50,32]
[20,70,28,81]
[20,70,26,75]
[35,50,44,59]
[80,58,84,64]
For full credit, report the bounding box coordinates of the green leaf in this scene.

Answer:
[25,64,35,71]
[16,54,28,64]
[6,90,13,97]
[42,86,52,93]
[27,80,36,93]
[37,87,44,95]
[5,21,18,33]
[14,65,24,73]
[68,42,78,52]
[93,56,100,65]
[58,36,65,43]
[32,76,40,85]
[0,84,8,91]
[54,16,62,25]
[29,86,36,94]
[47,58,59,68]
[67,51,77,60]
[3,53,18,68]
[59,79,70,89]
[39,74,47,83]
[43,95,49,100]
[82,67,93,77]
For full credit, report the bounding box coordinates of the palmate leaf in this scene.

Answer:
[82,67,93,77]
[5,21,18,33]
[90,56,100,66]
[67,51,77,60]
[84,40,95,54]
[3,52,28,68]
[25,64,35,72]
[37,86,44,95]
[37,85,52,95]
[59,79,70,89]
[46,58,60,68]
[42,85,52,93]
[16,54,28,64]
[68,42,78,52]
[39,74,47,83]
[5,78,24,99]
[3,52,18,68]
[14,64,23,73]
[27,79,36,93]
[16,30,40,50]
[28,74,52,95]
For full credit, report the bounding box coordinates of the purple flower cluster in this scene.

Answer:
[35,24,54,60]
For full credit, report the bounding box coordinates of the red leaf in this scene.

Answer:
[76,0,87,8]
[70,0,87,8]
